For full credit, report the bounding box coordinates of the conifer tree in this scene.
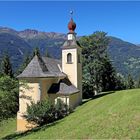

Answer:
[117,74,127,90]
[1,54,13,78]
[127,74,135,89]
[136,74,140,88]
[80,31,124,96]
[33,47,40,57]
[81,31,109,95]
[101,56,117,91]
[17,54,31,75]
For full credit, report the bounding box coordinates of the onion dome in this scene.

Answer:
[68,18,76,33]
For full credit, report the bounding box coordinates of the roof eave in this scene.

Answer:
[17,75,66,79]
[49,90,79,96]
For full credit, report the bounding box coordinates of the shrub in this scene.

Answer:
[25,100,56,126]
[24,99,71,126]
[55,99,69,120]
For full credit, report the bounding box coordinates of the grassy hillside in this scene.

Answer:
[1,89,140,139]
[0,118,16,139]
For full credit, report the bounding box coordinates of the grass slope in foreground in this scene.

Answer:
[2,89,140,139]
[0,118,16,138]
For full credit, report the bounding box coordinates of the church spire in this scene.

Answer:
[67,11,76,40]
[68,11,76,33]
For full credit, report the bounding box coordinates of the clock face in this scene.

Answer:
[68,34,73,40]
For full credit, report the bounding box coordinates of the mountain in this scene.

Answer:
[0,27,66,70]
[0,27,31,69]
[0,27,140,79]
[108,36,140,78]
[18,29,66,59]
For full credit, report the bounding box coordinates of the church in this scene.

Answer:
[17,17,82,132]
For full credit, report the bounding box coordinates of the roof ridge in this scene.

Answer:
[41,56,61,61]
[37,55,48,72]
[17,55,65,78]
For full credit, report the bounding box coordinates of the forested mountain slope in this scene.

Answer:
[0,27,140,78]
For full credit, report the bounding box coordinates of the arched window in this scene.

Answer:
[67,53,72,63]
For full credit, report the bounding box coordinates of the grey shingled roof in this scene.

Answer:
[48,78,79,95]
[62,40,81,49]
[17,55,66,78]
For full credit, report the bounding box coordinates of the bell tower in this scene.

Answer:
[62,11,82,104]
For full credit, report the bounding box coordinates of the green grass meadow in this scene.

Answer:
[1,89,140,139]
[0,118,16,139]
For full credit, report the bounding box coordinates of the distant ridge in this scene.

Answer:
[0,26,140,78]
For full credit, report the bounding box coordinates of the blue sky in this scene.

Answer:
[0,1,140,44]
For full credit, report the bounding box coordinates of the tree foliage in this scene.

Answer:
[101,56,117,91]
[25,100,55,126]
[136,74,140,88]
[16,54,31,75]
[115,74,127,90]
[0,76,18,121]
[1,54,13,78]
[24,99,71,126]
[81,32,112,95]
[126,74,135,89]
[80,31,126,97]
[55,99,69,119]
[33,47,40,57]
